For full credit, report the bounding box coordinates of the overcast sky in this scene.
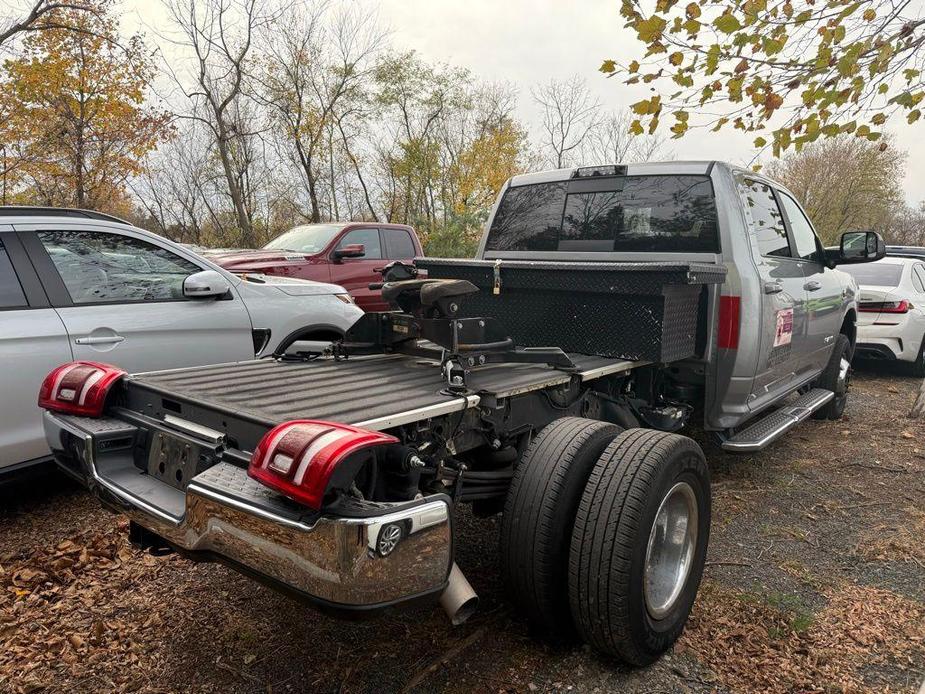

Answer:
[123,0,924,206]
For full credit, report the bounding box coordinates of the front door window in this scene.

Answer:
[336,229,382,259]
[778,193,820,261]
[37,231,200,304]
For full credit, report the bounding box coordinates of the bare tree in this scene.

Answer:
[121,9,542,253]
[134,122,227,244]
[531,76,603,169]
[886,202,925,247]
[257,2,385,223]
[437,82,529,217]
[221,97,265,235]
[162,0,279,247]
[586,111,669,165]
[0,0,95,48]
[334,107,379,221]
[374,51,469,224]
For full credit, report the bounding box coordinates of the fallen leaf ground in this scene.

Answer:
[1,364,923,693]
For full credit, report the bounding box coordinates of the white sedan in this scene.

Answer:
[1,207,364,475]
[842,255,925,376]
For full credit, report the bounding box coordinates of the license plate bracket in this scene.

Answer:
[147,431,204,489]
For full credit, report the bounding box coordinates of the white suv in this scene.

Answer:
[0,207,363,474]
[842,254,925,376]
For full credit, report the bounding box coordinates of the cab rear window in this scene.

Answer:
[485,175,719,253]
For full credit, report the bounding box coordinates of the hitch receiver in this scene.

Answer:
[128,521,174,556]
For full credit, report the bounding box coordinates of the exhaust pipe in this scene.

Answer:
[440,563,478,625]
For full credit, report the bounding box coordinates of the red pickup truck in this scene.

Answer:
[208,222,422,312]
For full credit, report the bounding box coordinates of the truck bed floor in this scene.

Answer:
[129,353,637,431]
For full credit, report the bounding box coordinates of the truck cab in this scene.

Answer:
[470,161,865,435]
[208,222,422,312]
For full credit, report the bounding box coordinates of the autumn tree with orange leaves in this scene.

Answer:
[0,0,169,212]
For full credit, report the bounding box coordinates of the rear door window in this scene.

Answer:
[384,228,416,259]
[485,175,719,253]
[0,238,28,308]
[741,180,790,258]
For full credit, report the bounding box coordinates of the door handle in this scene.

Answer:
[804,280,822,291]
[75,335,125,345]
[763,281,783,294]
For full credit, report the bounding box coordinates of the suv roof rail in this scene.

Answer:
[0,206,132,225]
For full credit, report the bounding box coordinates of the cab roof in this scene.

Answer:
[507,161,719,188]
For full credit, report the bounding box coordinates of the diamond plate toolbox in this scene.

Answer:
[415,258,727,363]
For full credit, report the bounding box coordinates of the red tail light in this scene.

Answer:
[38,361,126,417]
[248,420,398,509]
[718,295,741,349]
[859,299,912,314]
[880,299,915,313]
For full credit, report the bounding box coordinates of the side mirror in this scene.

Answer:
[183,270,231,299]
[332,243,365,261]
[831,230,886,265]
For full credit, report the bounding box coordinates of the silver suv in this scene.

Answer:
[0,207,363,474]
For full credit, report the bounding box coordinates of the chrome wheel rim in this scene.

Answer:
[644,481,698,620]
[377,524,403,556]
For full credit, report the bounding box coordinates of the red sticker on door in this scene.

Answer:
[774,308,793,347]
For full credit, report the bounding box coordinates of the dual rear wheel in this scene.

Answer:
[501,418,711,665]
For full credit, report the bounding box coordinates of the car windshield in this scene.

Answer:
[263,224,345,254]
[840,262,904,287]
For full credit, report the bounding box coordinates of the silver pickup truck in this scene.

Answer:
[41,161,884,666]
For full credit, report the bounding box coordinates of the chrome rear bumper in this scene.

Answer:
[44,411,453,610]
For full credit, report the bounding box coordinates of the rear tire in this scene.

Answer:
[501,417,622,639]
[812,333,852,420]
[568,429,710,666]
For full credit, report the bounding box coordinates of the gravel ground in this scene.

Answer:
[1,364,923,693]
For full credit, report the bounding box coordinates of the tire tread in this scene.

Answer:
[568,428,708,665]
[501,417,621,637]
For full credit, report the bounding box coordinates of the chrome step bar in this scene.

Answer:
[722,388,834,452]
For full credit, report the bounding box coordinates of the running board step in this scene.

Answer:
[722,388,834,453]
